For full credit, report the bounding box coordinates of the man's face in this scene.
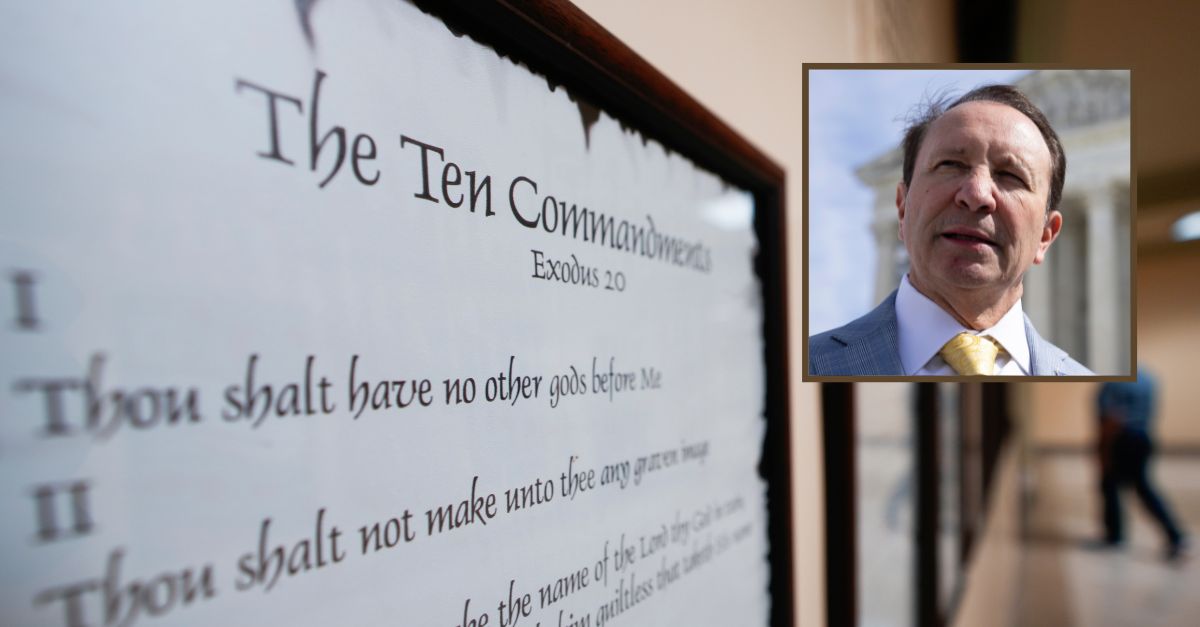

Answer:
[897,101,1061,303]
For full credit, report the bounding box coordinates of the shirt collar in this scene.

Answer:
[895,275,1030,375]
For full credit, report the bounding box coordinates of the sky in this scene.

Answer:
[807,68,1031,335]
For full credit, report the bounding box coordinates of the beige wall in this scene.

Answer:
[1026,382,1095,446]
[1131,248,1200,445]
[570,1,955,625]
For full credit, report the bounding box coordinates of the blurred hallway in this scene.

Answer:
[1017,451,1199,626]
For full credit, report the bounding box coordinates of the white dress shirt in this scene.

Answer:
[895,275,1031,376]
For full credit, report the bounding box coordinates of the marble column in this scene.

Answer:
[872,201,898,304]
[1085,184,1122,374]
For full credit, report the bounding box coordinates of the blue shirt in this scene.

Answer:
[1098,368,1156,434]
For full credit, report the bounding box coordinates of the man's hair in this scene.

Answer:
[900,84,1066,215]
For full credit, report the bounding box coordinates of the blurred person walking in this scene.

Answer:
[1097,366,1189,561]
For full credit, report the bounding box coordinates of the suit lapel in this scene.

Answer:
[828,291,905,375]
[1025,316,1067,375]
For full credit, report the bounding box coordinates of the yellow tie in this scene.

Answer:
[939,333,1003,376]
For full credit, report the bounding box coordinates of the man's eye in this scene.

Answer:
[936,160,965,169]
[999,171,1027,185]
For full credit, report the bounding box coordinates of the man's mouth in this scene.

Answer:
[941,229,997,247]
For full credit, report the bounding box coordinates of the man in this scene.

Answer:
[810,84,1092,376]
[1096,367,1188,561]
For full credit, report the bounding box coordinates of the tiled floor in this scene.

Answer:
[1016,451,1200,627]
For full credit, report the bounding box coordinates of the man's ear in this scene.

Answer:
[895,182,908,241]
[1033,210,1063,265]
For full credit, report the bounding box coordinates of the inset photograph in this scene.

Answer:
[805,66,1132,379]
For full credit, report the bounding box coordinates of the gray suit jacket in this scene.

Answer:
[809,290,1093,376]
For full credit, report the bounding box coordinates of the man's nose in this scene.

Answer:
[954,168,997,212]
